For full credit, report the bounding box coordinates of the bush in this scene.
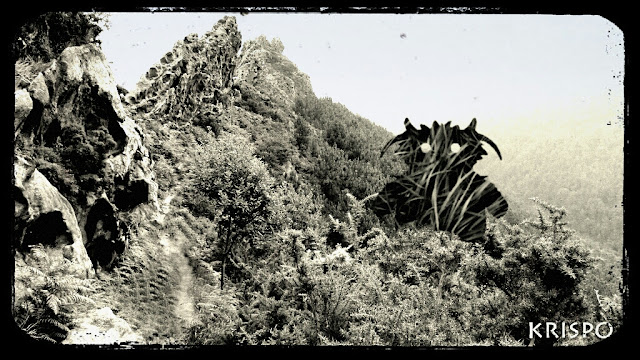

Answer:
[464,199,597,345]
[183,285,242,345]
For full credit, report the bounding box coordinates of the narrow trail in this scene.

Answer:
[157,194,197,325]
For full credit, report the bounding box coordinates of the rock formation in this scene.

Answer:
[14,89,33,133]
[13,42,158,275]
[235,35,314,112]
[62,307,143,345]
[14,157,94,277]
[125,16,242,125]
[125,16,314,134]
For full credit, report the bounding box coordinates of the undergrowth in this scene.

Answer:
[93,207,182,343]
[13,245,96,343]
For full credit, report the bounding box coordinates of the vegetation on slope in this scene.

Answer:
[12,13,624,346]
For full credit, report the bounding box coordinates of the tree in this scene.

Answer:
[12,12,108,62]
[185,133,280,289]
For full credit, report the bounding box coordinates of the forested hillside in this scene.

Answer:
[478,130,624,254]
[12,13,625,347]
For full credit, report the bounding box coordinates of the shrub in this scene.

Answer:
[465,199,596,345]
[183,284,242,345]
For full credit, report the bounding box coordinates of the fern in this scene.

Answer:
[14,245,96,343]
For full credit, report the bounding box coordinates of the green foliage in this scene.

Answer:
[183,284,243,345]
[466,199,597,344]
[293,116,312,152]
[344,228,482,346]
[254,122,297,169]
[17,107,121,208]
[292,94,403,221]
[14,245,96,343]
[95,214,183,343]
[184,133,285,289]
[13,12,107,62]
[235,82,288,123]
[294,95,391,163]
[324,192,384,249]
[301,258,359,344]
[24,144,81,204]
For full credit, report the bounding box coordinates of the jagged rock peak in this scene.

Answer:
[235,34,314,111]
[126,16,242,121]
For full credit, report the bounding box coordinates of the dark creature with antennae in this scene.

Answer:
[371,118,508,245]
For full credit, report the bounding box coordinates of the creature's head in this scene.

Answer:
[373,118,507,242]
[382,118,501,174]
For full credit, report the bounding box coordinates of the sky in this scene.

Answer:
[97,12,625,137]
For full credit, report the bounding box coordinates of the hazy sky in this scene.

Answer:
[97,12,624,137]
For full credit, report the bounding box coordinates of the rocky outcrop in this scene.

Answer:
[124,16,314,133]
[235,35,314,113]
[62,307,143,345]
[125,16,242,124]
[13,43,158,272]
[14,157,94,277]
[14,89,33,134]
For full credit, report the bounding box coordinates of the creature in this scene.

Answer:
[371,118,508,243]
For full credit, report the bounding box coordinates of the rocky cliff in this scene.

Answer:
[125,16,314,134]
[235,35,314,116]
[125,16,242,128]
[14,157,93,277]
[13,42,158,277]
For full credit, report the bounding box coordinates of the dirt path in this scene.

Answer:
[160,232,196,324]
[158,196,197,325]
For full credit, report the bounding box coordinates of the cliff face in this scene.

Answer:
[14,157,93,277]
[14,43,158,277]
